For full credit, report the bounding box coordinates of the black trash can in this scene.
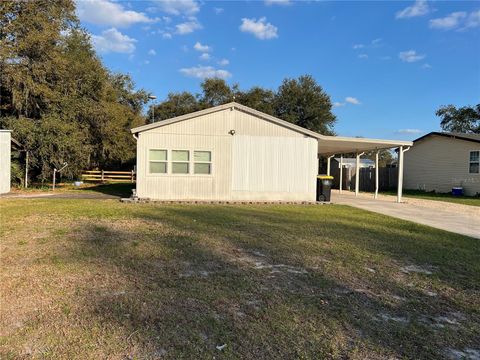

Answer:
[316,175,333,202]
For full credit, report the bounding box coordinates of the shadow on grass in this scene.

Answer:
[78,182,135,198]
[58,205,479,358]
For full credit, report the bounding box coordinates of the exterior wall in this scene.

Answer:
[136,107,317,201]
[0,131,11,194]
[404,135,480,196]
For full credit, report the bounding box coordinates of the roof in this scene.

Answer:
[131,102,412,154]
[413,132,480,144]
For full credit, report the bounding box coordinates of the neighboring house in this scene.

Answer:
[332,157,374,168]
[404,132,480,196]
[131,102,411,201]
[0,130,22,194]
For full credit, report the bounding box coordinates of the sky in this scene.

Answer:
[76,0,480,140]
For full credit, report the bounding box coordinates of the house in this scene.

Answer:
[404,132,480,196]
[0,130,22,194]
[131,102,412,202]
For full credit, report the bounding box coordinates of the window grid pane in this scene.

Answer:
[470,163,479,174]
[172,162,189,174]
[194,151,211,162]
[150,162,167,174]
[172,150,189,161]
[194,163,211,174]
[470,151,479,162]
[150,149,167,161]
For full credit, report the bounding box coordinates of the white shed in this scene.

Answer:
[131,102,412,202]
[0,130,12,194]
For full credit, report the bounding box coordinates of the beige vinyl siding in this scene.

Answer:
[0,131,11,194]
[136,108,317,201]
[404,135,480,196]
[231,136,317,201]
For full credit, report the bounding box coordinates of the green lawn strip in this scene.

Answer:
[0,199,478,359]
[381,189,480,207]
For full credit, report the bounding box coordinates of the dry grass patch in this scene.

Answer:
[0,198,479,359]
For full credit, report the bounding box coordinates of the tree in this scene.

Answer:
[437,104,480,134]
[274,75,336,134]
[199,78,233,107]
[235,86,275,115]
[0,0,148,181]
[150,92,199,122]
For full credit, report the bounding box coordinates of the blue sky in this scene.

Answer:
[76,0,480,140]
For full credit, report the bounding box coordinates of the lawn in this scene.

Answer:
[383,189,480,207]
[0,199,479,359]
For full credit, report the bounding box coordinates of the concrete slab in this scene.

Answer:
[332,191,480,239]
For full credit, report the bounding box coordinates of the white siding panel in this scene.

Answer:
[232,136,317,200]
[136,107,318,201]
[137,133,232,200]
[404,135,480,196]
[0,131,11,194]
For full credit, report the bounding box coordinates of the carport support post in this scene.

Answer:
[397,146,404,203]
[374,150,379,199]
[339,154,343,194]
[326,154,334,176]
[396,146,410,203]
[355,152,363,197]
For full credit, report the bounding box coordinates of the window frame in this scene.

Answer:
[193,150,213,175]
[146,148,214,177]
[469,150,480,174]
[171,149,190,174]
[148,149,168,175]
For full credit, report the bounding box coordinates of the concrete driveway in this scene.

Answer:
[332,191,480,239]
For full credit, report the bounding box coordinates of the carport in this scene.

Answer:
[316,135,413,203]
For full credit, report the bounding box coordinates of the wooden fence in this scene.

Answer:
[81,170,135,183]
[330,166,398,191]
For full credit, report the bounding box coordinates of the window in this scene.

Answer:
[194,151,212,174]
[172,150,189,174]
[470,150,479,174]
[149,149,167,174]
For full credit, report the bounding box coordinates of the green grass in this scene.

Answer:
[382,189,480,207]
[0,198,479,359]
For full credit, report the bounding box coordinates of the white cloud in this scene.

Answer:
[157,0,199,16]
[429,12,466,30]
[353,44,365,49]
[214,7,224,14]
[422,63,432,69]
[265,0,291,5]
[92,28,137,54]
[162,32,172,39]
[176,18,202,34]
[199,53,211,61]
[240,17,278,40]
[399,50,425,63]
[396,0,430,19]
[148,49,156,56]
[218,58,229,66]
[465,10,480,28]
[396,129,423,134]
[76,0,154,27]
[194,42,211,52]
[358,54,368,59]
[179,65,232,79]
[345,97,361,105]
[333,102,345,108]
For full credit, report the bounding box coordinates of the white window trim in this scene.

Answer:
[171,149,191,175]
[146,148,214,177]
[193,150,213,176]
[469,150,480,174]
[148,149,168,175]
